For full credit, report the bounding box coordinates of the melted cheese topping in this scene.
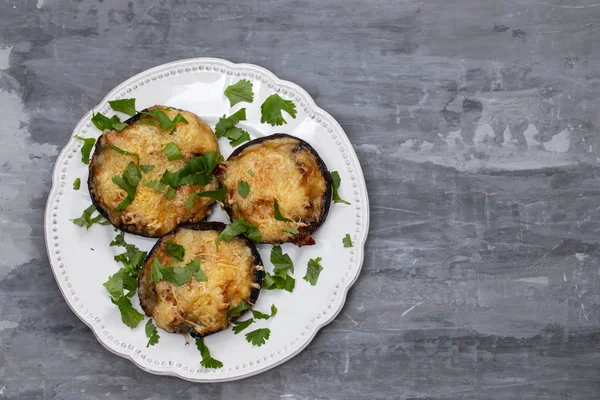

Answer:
[221,137,327,243]
[148,229,257,335]
[90,107,219,237]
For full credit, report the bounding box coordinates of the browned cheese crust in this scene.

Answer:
[88,106,220,237]
[216,134,331,246]
[138,222,263,337]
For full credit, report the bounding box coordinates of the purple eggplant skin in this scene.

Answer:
[138,221,263,338]
[215,133,332,246]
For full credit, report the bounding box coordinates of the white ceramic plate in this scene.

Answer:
[44,58,369,382]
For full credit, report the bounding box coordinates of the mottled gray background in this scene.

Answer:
[1,0,600,398]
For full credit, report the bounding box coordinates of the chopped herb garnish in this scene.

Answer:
[163,142,183,161]
[215,109,246,137]
[165,242,185,261]
[73,178,81,190]
[252,305,277,320]
[304,257,323,286]
[91,112,125,131]
[135,119,156,126]
[232,318,254,334]
[185,188,226,208]
[245,328,271,346]
[142,180,174,199]
[160,151,222,188]
[273,198,293,222]
[172,113,188,124]
[108,98,137,116]
[281,228,299,235]
[72,204,105,229]
[104,144,140,164]
[343,234,353,248]
[247,170,255,177]
[260,94,296,126]
[238,181,250,198]
[111,296,144,328]
[145,319,160,347]
[264,272,295,292]
[140,164,155,173]
[215,217,261,250]
[221,126,251,147]
[112,162,142,211]
[195,337,223,369]
[330,171,350,205]
[226,299,252,318]
[74,135,96,165]
[150,257,206,286]
[224,79,254,106]
[143,109,175,131]
[271,245,294,276]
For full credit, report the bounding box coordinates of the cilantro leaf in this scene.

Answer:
[111,296,144,328]
[260,94,297,126]
[343,234,353,248]
[251,309,271,320]
[215,217,261,250]
[140,164,155,173]
[104,144,140,164]
[135,119,156,126]
[224,79,254,106]
[215,109,246,137]
[109,98,137,116]
[232,318,254,334]
[72,204,104,229]
[304,257,323,286]
[185,188,226,208]
[143,109,175,131]
[238,181,250,198]
[142,180,175,199]
[271,304,278,317]
[73,178,81,190]
[226,299,252,319]
[172,113,189,125]
[330,171,350,205]
[110,231,126,247]
[191,259,208,282]
[160,151,222,188]
[221,126,251,147]
[247,170,255,177]
[103,270,125,299]
[263,272,295,292]
[150,257,163,283]
[273,198,293,222]
[112,163,141,211]
[165,242,185,261]
[245,328,271,346]
[91,112,124,131]
[270,245,294,276]
[74,135,96,165]
[163,142,183,161]
[145,319,160,347]
[195,337,223,369]
[281,228,299,235]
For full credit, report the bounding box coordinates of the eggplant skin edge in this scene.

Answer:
[218,133,333,246]
[87,107,216,238]
[137,221,264,338]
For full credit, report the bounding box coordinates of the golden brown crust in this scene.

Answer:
[216,134,331,245]
[88,106,220,238]
[138,222,263,337]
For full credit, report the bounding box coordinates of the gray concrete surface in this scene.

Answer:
[1,0,600,398]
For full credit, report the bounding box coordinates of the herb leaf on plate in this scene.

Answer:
[245,328,271,346]
[74,135,96,165]
[343,234,354,248]
[215,109,246,137]
[109,98,137,116]
[232,318,254,334]
[260,94,297,126]
[224,79,254,106]
[73,178,81,190]
[303,257,323,286]
[215,218,261,250]
[91,112,126,131]
[145,319,160,347]
[72,204,105,229]
[330,171,350,205]
[111,296,144,328]
[195,337,223,369]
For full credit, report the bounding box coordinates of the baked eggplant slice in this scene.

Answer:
[88,106,220,237]
[215,133,331,246]
[138,222,263,337]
